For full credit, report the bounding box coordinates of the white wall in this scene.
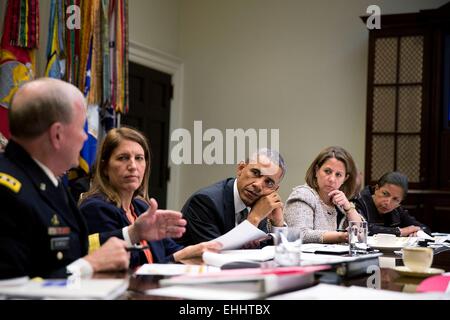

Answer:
[129,0,180,57]
[176,0,448,209]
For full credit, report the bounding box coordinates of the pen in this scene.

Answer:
[126,245,149,252]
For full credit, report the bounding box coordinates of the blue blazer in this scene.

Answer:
[178,178,268,246]
[0,141,89,279]
[79,195,183,267]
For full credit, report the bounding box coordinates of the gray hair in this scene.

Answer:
[9,78,83,139]
[247,148,287,180]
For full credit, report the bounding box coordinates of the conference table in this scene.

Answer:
[110,248,450,300]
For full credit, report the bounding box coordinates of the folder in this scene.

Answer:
[157,265,330,299]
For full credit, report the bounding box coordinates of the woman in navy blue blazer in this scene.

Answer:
[79,127,221,267]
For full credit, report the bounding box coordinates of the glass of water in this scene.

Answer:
[274,228,302,266]
[349,221,368,256]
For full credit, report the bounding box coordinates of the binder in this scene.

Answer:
[334,254,381,278]
[158,265,330,299]
[301,252,382,280]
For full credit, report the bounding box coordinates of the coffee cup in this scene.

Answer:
[373,233,397,246]
[402,247,433,272]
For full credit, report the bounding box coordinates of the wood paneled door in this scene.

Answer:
[122,62,173,209]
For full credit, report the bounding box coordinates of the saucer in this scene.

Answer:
[393,266,445,278]
[367,237,412,251]
[370,243,405,251]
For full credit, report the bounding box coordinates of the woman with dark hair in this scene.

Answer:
[79,127,220,267]
[284,146,363,244]
[353,171,431,236]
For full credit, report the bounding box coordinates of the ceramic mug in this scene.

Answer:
[402,247,433,272]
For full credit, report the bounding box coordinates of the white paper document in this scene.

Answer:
[0,278,129,300]
[202,246,275,267]
[135,263,220,276]
[146,285,261,300]
[417,230,434,240]
[214,220,267,250]
[269,283,444,300]
[0,276,29,287]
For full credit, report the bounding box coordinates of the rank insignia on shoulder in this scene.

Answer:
[0,172,22,193]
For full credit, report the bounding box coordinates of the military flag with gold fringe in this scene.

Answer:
[45,0,65,79]
[0,0,39,138]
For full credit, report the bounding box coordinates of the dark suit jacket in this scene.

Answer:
[79,195,183,267]
[353,186,431,236]
[0,141,89,279]
[178,178,268,246]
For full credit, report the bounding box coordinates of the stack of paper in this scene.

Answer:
[202,246,275,267]
[0,278,129,300]
[269,283,444,300]
[146,285,262,300]
[146,265,329,300]
[135,263,220,276]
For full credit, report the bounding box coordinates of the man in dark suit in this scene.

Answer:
[0,78,186,280]
[178,148,287,246]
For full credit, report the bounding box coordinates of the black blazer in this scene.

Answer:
[79,195,183,267]
[353,186,431,236]
[178,178,268,246]
[0,141,89,279]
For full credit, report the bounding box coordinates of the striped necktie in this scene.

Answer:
[237,208,249,225]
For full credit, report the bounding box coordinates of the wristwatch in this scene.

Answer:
[344,202,356,213]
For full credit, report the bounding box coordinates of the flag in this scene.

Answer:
[108,0,128,114]
[67,35,98,192]
[44,0,65,79]
[0,0,38,138]
[79,38,99,175]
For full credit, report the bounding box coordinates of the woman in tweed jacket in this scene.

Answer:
[284,146,363,244]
